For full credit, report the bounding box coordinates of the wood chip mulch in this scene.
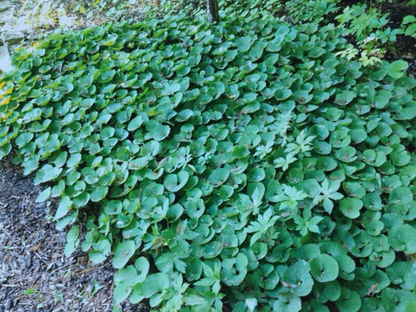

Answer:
[0,155,147,312]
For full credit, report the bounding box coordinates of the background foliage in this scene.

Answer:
[2,0,416,311]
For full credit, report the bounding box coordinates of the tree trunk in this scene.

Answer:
[207,0,219,23]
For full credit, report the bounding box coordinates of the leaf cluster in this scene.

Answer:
[1,5,416,311]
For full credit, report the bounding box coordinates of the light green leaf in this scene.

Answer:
[164,170,189,192]
[35,187,51,203]
[113,240,136,269]
[64,225,80,256]
[387,60,408,79]
[91,186,108,202]
[146,120,170,141]
[55,196,73,220]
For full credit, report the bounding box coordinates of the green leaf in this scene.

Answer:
[80,98,95,108]
[221,253,248,286]
[164,170,189,192]
[313,281,341,303]
[134,257,150,282]
[208,168,230,186]
[386,261,416,290]
[102,84,117,93]
[35,94,52,106]
[130,273,169,304]
[89,238,111,264]
[335,91,356,106]
[91,186,108,202]
[155,253,174,273]
[100,34,118,46]
[23,288,36,296]
[15,133,34,147]
[389,187,413,204]
[0,143,11,159]
[335,288,361,312]
[310,254,339,282]
[282,261,313,297]
[273,296,301,312]
[161,81,181,96]
[64,225,80,256]
[35,187,51,202]
[36,164,62,183]
[390,150,411,167]
[146,120,170,141]
[387,60,408,79]
[127,116,143,131]
[113,240,136,269]
[339,198,363,219]
[101,70,116,82]
[114,266,136,304]
[249,42,266,61]
[349,129,367,143]
[105,200,122,215]
[129,156,150,170]
[343,182,366,198]
[245,298,258,312]
[79,75,94,88]
[67,153,82,168]
[388,224,416,254]
[55,196,73,220]
[232,145,250,158]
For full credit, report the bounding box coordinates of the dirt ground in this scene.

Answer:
[0,155,147,312]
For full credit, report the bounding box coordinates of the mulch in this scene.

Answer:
[0,155,147,312]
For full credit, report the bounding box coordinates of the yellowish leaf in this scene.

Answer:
[0,81,5,89]
[0,96,10,106]
[4,87,13,95]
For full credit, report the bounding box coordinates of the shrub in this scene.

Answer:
[335,3,400,67]
[1,5,416,312]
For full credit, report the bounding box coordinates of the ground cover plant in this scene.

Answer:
[1,0,416,311]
